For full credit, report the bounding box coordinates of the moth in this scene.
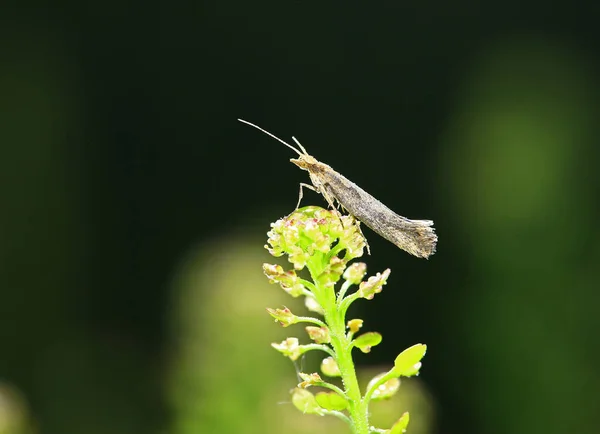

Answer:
[238,119,437,259]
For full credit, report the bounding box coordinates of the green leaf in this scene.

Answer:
[291,388,324,415]
[393,344,427,376]
[389,412,410,434]
[315,391,348,411]
[353,332,382,353]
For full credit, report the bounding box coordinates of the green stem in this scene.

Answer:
[324,410,352,425]
[327,313,368,434]
[336,280,353,302]
[339,292,361,319]
[295,316,327,328]
[306,249,369,433]
[300,343,336,358]
[312,381,347,399]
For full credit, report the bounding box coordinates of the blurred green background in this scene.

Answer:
[1,2,599,434]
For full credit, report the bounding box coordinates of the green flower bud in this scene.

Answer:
[343,262,367,285]
[353,332,382,353]
[367,373,400,401]
[298,372,323,389]
[271,337,302,361]
[266,307,298,327]
[265,207,366,270]
[291,388,324,415]
[347,319,363,333]
[320,356,341,377]
[338,218,366,260]
[305,326,330,344]
[262,263,306,297]
[358,269,391,300]
[329,256,346,276]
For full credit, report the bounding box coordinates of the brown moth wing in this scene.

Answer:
[319,168,437,258]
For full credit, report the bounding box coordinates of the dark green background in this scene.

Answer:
[1,2,599,434]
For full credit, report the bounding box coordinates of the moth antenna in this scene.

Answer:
[291,136,309,155]
[238,119,303,156]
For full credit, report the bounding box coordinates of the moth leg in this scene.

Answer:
[296,183,318,209]
[320,190,354,247]
[320,188,340,217]
[335,200,347,212]
[354,220,371,255]
[328,195,370,255]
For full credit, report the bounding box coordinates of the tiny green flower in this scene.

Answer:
[305,326,330,344]
[339,220,366,259]
[298,372,323,389]
[302,218,332,254]
[262,263,305,297]
[291,388,324,415]
[265,207,366,270]
[358,269,391,300]
[329,256,346,275]
[320,356,341,377]
[366,374,400,401]
[353,332,382,353]
[271,337,302,361]
[266,307,298,327]
[347,319,364,333]
[343,262,367,285]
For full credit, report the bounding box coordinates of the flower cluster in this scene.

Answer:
[262,206,426,434]
[265,206,365,271]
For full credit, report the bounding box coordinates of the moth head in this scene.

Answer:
[290,154,318,171]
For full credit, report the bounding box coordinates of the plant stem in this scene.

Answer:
[325,307,368,434]
[306,247,369,433]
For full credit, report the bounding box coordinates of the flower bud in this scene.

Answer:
[358,269,391,300]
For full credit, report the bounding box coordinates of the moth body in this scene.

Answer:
[238,119,437,258]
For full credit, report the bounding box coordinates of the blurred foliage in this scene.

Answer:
[0,2,599,434]
[166,233,348,434]
[440,36,599,434]
[0,383,35,434]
